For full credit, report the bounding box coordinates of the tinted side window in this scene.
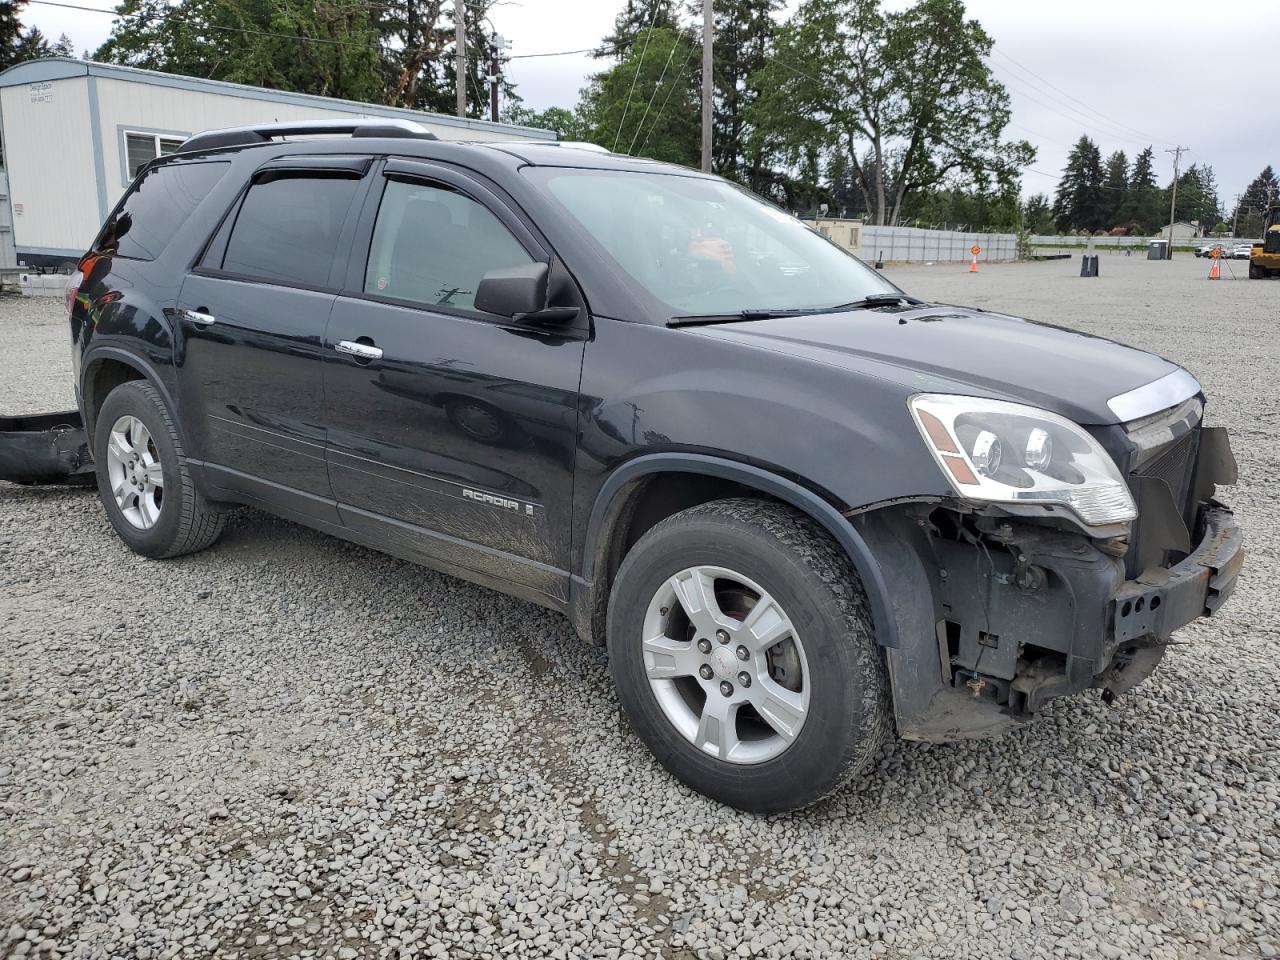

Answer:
[98,161,229,261]
[219,174,360,288]
[364,179,535,312]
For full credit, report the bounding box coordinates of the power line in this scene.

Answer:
[611,5,663,153]
[627,31,680,155]
[638,39,698,154]
[990,48,1174,147]
[986,61,1163,152]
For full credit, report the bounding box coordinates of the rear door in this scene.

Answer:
[322,159,587,600]
[176,156,371,522]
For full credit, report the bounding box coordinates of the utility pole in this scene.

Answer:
[487,33,509,124]
[701,0,713,172]
[454,0,466,118]
[1164,145,1187,259]
[1231,192,1242,238]
[488,34,499,124]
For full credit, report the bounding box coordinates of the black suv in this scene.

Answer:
[66,120,1243,812]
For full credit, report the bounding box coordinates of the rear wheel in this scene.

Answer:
[1249,262,1266,279]
[607,498,889,812]
[93,380,223,558]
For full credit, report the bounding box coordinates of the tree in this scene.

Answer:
[749,0,1033,225]
[598,0,681,60]
[1165,163,1221,235]
[1231,165,1278,236]
[701,0,780,192]
[1022,193,1054,234]
[1,1,54,70]
[95,0,385,103]
[502,105,590,142]
[1052,135,1104,232]
[579,26,700,166]
[50,31,73,57]
[379,0,515,117]
[1100,150,1128,228]
[1116,145,1163,233]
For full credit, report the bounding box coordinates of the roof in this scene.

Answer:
[0,57,554,140]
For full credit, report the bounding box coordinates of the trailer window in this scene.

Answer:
[124,131,186,180]
[97,161,229,262]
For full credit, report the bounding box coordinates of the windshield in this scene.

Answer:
[527,167,897,317]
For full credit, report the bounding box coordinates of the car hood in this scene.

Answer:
[686,303,1185,425]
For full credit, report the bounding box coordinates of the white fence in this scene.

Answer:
[858,225,1018,263]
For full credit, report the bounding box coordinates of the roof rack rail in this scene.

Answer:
[176,118,439,154]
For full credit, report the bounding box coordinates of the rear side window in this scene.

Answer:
[217,174,360,289]
[98,161,229,261]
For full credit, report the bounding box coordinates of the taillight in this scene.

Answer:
[64,268,83,316]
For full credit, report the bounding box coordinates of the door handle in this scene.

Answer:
[182,308,215,326]
[335,339,383,361]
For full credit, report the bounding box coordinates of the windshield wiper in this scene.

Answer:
[670,294,923,326]
[826,293,923,310]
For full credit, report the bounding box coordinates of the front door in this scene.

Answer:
[176,156,370,521]
[323,160,587,601]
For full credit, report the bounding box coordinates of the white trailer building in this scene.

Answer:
[0,57,553,269]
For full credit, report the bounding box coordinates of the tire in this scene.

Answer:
[93,379,224,559]
[1249,263,1265,279]
[606,497,890,812]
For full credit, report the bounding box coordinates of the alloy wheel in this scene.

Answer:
[105,414,164,529]
[641,565,809,764]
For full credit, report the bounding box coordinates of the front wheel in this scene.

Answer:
[1249,262,1266,279]
[607,498,889,812]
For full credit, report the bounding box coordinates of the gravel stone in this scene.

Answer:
[2,257,1279,959]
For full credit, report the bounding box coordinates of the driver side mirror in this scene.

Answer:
[474,263,579,323]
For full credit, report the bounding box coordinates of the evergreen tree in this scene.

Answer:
[597,0,681,60]
[1231,165,1278,237]
[1101,150,1128,228]
[702,0,780,190]
[0,0,26,68]
[51,31,74,57]
[1114,145,1162,233]
[1165,163,1221,235]
[1,1,53,70]
[1052,135,1104,232]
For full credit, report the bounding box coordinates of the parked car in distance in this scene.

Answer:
[1196,242,1228,258]
[63,120,1244,812]
[1232,243,1253,260]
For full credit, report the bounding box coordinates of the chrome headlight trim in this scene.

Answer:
[1107,368,1201,422]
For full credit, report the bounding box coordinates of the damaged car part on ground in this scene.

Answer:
[10,118,1241,812]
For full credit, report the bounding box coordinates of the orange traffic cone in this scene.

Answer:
[1208,258,1220,280]
[969,255,978,273]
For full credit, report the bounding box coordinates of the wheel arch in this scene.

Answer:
[571,453,903,651]
[80,347,178,442]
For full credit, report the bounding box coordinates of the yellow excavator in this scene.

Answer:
[1249,202,1280,278]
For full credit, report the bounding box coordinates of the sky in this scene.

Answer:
[18,0,1280,209]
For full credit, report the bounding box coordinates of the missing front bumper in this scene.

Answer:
[869,499,1245,743]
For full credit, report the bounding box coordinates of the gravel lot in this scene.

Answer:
[2,256,1277,960]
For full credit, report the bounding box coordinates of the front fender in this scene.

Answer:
[575,452,904,651]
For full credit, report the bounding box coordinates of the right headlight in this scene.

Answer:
[908,394,1136,527]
